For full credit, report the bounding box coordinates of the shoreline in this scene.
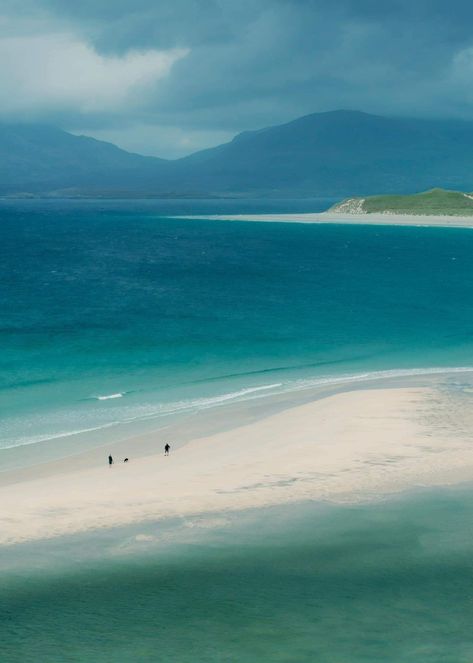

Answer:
[2,366,472,476]
[173,211,473,228]
[3,372,473,547]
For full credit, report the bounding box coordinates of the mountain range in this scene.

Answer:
[4,110,473,198]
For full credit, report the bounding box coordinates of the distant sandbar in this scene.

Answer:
[173,212,473,228]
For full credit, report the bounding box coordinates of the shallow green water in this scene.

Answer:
[2,489,473,662]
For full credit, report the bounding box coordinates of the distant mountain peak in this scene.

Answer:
[2,111,473,198]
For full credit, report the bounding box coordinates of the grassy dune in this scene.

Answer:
[332,188,473,215]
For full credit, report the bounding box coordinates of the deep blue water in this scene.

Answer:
[2,198,473,450]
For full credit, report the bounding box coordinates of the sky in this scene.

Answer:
[1,0,473,158]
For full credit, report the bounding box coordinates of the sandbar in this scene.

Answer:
[1,383,473,546]
[173,212,473,228]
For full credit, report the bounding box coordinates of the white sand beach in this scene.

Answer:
[175,212,473,228]
[2,383,473,546]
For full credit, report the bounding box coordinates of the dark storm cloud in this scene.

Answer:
[1,0,473,156]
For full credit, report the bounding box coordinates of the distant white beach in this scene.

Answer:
[173,211,473,228]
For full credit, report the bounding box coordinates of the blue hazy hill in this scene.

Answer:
[0,124,171,196]
[4,111,473,197]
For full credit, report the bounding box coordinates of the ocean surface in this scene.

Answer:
[2,198,473,455]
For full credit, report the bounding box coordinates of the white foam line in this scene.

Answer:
[113,383,285,423]
[2,368,472,451]
[284,366,473,393]
[97,393,124,400]
[0,383,284,450]
[2,422,118,450]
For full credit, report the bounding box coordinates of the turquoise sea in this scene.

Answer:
[2,198,473,456]
[3,199,473,660]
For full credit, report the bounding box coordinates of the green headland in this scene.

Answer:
[331,188,473,216]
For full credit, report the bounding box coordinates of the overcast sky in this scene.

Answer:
[2,0,473,158]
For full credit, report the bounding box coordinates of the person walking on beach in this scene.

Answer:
[164,443,170,456]
[108,454,114,466]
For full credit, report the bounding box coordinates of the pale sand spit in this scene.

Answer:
[174,212,473,228]
[1,385,473,546]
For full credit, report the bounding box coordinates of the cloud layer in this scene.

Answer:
[1,1,473,157]
[0,28,187,116]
